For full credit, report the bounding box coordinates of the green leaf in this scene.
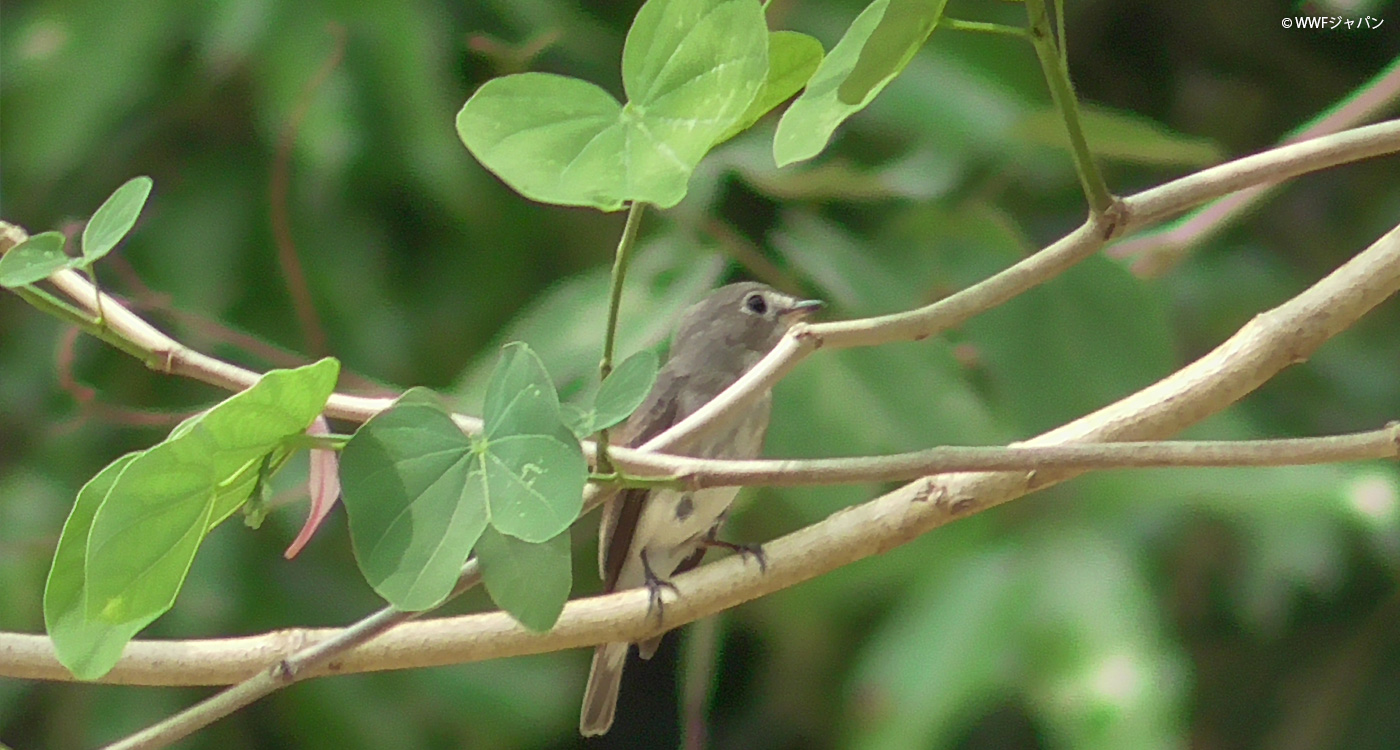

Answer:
[593,349,659,432]
[341,390,489,611]
[44,453,152,679]
[713,31,825,146]
[774,0,948,166]
[81,176,153,262]
[456,0,769,210]
[81,359,339,624]
[560,402,596,440]
[476,526,572,631]
[0,232,77,288]
[1016,104,1226,167]
[484,342,566,441]
[838,0,946,105]
[81,438,218,623]
[482,434,587,542]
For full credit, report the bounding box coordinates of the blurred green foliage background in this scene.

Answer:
[3,0,1400,748]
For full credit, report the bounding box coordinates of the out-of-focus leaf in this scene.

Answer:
[846,545,1027,750]
[0,232,75,288]
[476,526,571,631]
[735,147,960,202]
[1019,531,1189,750]
[1079,454,1387,632]
[81,176,153,262]
[1017,105,1226,167]
[964,254,1175,433]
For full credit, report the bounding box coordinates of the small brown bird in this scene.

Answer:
[579,281,823,737]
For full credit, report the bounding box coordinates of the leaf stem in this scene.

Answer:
[596,201,648,473]
[283,433,350,452]
[1023,0,1113,214]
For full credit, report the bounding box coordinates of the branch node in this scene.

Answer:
[1098,197,1129,240]
[793,323,824,349]
[272,658,296,683]
[912,478,943,504]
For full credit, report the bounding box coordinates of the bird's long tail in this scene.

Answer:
[579,642,629,736]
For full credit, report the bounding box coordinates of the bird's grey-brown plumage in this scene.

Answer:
[578,282,822,737]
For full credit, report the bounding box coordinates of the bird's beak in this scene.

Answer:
[780,298,825,321]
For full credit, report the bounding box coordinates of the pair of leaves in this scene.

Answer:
[44,359,340,679]
[0,176,152,287]
[456,0,823,211]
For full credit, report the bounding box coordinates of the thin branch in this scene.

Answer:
[5,219,1400,689]
[1110,60,1400,276]
[656,427,1400,489]
[15,121,1400,446]
[637,119,1400,457]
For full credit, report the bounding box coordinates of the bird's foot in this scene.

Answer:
[639,549,679,624]
[697,536,767,574]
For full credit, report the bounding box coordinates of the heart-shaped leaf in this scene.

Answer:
[457,0,769,210]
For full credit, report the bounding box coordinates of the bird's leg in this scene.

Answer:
[639,548,679,624]
[695,527,767,573]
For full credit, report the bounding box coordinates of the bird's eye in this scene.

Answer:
[744,293,768,315]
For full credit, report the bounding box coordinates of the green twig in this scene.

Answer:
[1023,0,1113,214]
[941,18,1029,39]
[587,471,684,490]
[11,284,154,365]
[597,201,648,473]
